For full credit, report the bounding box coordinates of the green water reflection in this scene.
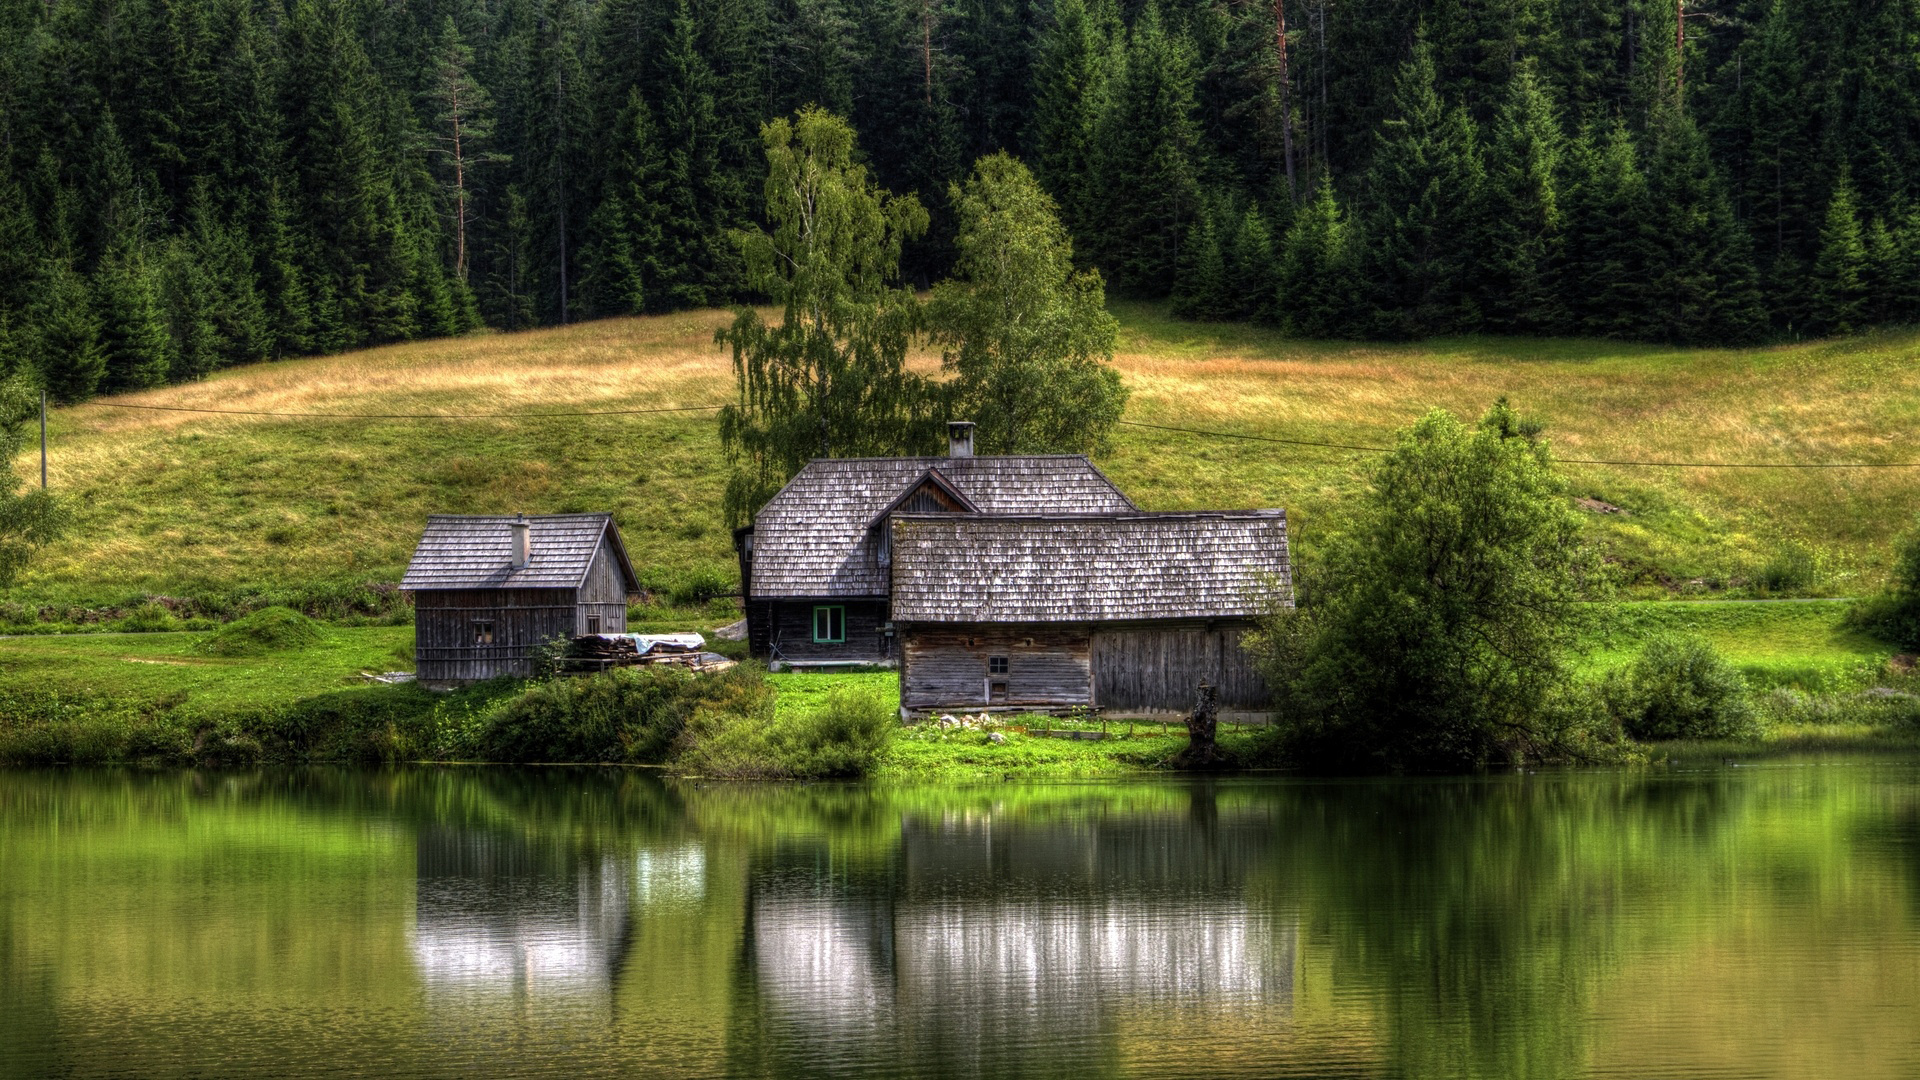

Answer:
[2,765,1918,1078]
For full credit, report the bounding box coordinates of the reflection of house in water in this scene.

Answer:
[410,827,633,1004]
[747,805,1295,1073]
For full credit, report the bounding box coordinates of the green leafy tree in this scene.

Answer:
[717,107,932,525]
[1254,402,1607,771]
[927,152,1127,455]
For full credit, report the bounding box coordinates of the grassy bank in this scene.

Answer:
[3,598,1914,775]
[16,306,1920,625]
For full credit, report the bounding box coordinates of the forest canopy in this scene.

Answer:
[1,0,1914,403]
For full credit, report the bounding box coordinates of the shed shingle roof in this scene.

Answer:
[748,456,1138,598]
[401,514,640,592]
[888,511,1291,623]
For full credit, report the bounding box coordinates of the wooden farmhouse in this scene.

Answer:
[734,421,1293,714]
[402,513,641,687]
[733,422,1136,666]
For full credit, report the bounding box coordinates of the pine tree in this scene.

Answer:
[1359,33,1486,338]
[578,87,665,317]
[1482,63,1566,334]
[1276,173,1357,337]
[93,245,174,391]
[654,0,745,308]
[423,15,496,287]
[1809,169,1868,336]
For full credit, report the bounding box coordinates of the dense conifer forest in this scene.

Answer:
[1,0,1916,402]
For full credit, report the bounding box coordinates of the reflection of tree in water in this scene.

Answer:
[1262,773,1756,1078]
[725,784,1296,1079]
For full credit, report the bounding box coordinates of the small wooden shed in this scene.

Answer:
[402,513,641,687]
[888,511,1292,716]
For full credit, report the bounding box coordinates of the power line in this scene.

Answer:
[1115,418,1920,470]
[76,401,727,420]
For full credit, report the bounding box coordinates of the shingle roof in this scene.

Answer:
[401,514,640,592]
[888,511,1292,623]
[748,456,1138,598]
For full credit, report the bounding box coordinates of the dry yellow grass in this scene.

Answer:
[18,301,1920,605]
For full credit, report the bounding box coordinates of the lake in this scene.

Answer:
[2,763,1918,1078]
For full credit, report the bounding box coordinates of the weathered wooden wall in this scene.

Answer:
[763,599,892,663]
[578,544,629,634]
[415,587,578,684]
[901,625,1092,710]
[1091,624,1267,711]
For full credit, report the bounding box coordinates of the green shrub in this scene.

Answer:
[119,602,178,633]
[479,665,767,764]
[1752,543,1819,595]
[677,686,894,779]
[666,565,736,608]
[1605,636,1759,740]
[197,606,323,657]
[1849,517,1920,648]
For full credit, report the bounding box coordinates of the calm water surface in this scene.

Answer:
[3,763,1919,1078]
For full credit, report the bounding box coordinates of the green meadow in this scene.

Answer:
[17,304,1920,620]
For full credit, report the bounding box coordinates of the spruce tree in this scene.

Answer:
[1559,123,1654,339]
[1359,33,1485,338]
[579,87,665,317]
[653,0,744,309]
[1170,204,1229,320]
[31,259,107,403]
[1276,173,1357,337]
[1227,204,1280,322]
[1809,169,1867,336]
[1640,109,1765,345]
[1028,0,1116,237]
[1482,63,1566,334]
[1088,5,1202,295]
[93,245,174,391]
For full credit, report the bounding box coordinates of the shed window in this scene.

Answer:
[812,605,846,644]
[989,655,1009,674]
[472,620,495,645]
[586,614,602,635]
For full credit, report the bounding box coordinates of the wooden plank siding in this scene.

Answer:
[902,625,1092,710]
[577,547,630,635]
[899,620,1269,714]
[415,587,578,684]
[767,599,893,664]
[1090,624,1267,711]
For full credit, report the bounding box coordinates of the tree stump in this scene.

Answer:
[1172,682,1227,770]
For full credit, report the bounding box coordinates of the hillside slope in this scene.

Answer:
[18,304,1920,612]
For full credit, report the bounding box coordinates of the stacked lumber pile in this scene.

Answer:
[567,634,735,674]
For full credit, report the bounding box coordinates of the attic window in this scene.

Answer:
[989,656,1008,675]
[472,620,495,645]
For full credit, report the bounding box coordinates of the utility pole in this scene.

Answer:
[39,389,46,490]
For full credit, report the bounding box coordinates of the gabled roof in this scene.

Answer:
[863,467,979,529]
[748,456,1138,598]
[401,514,641,592]
[888,511,1291,623]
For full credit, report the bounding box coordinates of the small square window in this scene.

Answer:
[989,656,1008,674]
[812,605,846,644]
[586,614,602,635]
[472,620,495,645]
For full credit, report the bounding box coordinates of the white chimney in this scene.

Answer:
[947,421,975,458]
[510,514,530,570]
